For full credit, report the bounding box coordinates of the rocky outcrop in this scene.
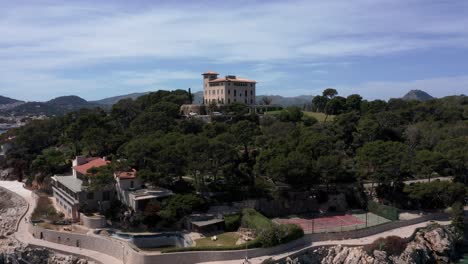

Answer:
[2,247,94,264]
[0,187,94,264]
[281,225,458,264]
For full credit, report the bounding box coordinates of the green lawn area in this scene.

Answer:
[265,110,335,122]
[302,111,335,122]
[195,232,240,247]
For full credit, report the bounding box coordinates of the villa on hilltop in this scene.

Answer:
[202,71,256,105]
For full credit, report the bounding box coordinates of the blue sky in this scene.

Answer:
[1,0,467,101]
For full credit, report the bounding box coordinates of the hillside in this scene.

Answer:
[0,95,22,105]
[47,95,89,106]
[402,90,434,101]
[1,95,103,116]
[92,92,151,105]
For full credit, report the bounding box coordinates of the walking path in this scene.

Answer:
[199,219,451,264]
[0,181,122,264]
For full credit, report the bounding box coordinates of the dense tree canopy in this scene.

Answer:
[1,89,466,205]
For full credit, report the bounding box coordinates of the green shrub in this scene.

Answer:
[451,202,464,234]
[364,236,407,256]
[224,214,241,231]
[31,196,61,222]
[257,224,304,248]
[404,181,467,209]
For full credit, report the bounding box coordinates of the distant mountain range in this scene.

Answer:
[91,92,150,105]
[0,95,103,116]
[402,90,434,101]
[0,95,22,105]
[0,89,441,116]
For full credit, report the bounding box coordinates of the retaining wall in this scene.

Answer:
[29,212,448,264]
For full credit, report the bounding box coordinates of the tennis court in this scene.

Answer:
[274,212,391,234]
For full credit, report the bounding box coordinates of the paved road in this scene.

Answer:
[199,219,451,264]
[0,181,122,264]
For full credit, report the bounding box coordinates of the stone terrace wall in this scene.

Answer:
[80,213,106,229]
[29,224,126,261]
[29,212,448,264]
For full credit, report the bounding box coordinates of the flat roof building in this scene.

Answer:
[202,71,256,105]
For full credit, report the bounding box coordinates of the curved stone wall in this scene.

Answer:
[29,212,449,264]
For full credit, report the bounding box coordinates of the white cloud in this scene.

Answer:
[1,0,468,99]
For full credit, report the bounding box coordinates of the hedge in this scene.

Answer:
[368,201,399,221]
[224,213,241,232]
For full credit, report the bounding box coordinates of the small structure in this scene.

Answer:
[51,156,113,220]
[114,170,173,211]
[185,213,225,233]
[128,187,174,212]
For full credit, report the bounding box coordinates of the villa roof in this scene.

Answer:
[73,158,110,175]
[202,71,219,75]
[116,169,137,179]
[209,77,256,83]
[53,175,83,193]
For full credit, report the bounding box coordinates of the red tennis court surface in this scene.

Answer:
[275,214,366,233]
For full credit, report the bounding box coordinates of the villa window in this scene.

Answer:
[245,99,247,104]
[234,90,237,96]
[245,90,247,96]
[251,90,253,95]
[228,98,231,104]
[130,181,134,188]
[228,90,230,95]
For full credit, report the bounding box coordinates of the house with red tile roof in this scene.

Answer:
[72,156,110,178]
[51,156,113,220]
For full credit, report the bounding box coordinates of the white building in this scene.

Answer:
[51,156,113,220]
[202,71,257,105]
[114,170,173,212]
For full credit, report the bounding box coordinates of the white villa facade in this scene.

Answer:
[51,156,113,220]
[202,71,257,105]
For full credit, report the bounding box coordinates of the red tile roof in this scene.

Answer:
[209,77,256,83]
[116,169,137,179]
[202,71,219,75]
[73,158,110,175]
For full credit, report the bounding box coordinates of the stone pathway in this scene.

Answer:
[0,181,122,264]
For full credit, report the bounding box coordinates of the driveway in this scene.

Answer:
[0,180,122,264]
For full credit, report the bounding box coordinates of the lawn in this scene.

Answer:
[302,111,335,122]
[195,232,241,247]
[265,110,335,122]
